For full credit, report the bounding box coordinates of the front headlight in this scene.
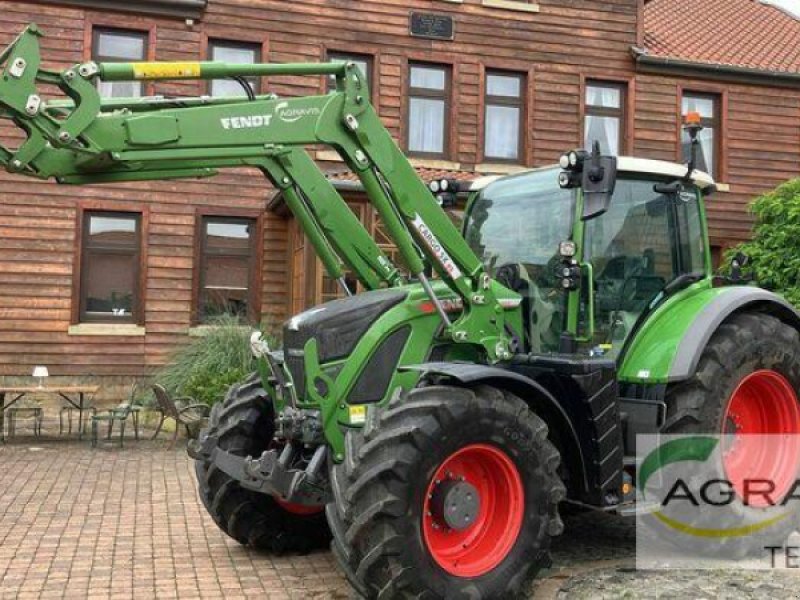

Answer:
[250,331,270,358]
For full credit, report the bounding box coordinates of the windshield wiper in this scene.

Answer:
[649,272,705,308]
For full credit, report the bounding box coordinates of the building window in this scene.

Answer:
[198,216,257,323]
[92,28,148,99]
[80,212,142,323]
[208,40,261,98]
[584,81,626,156]
[484,71,525,162]
[682,92,720,178]
[407,63,450,157]
[327,52,372,96]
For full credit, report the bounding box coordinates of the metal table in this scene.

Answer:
[0,385,99,441]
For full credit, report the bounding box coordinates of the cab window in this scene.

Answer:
[585,178,705,350]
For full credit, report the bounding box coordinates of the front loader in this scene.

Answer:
[3,25,800,598]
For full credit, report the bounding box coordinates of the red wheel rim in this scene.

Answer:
[422,443,525,577]
[723,370,800,505]
[273,496,324,516]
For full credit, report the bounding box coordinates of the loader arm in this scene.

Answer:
[0,24,517,361]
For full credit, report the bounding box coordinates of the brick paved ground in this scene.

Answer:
[0,423,350,600]
[1,420,798,599]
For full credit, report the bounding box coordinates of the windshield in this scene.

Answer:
[464,168,573,352]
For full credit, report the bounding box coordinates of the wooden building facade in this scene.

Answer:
[0,0,798,388]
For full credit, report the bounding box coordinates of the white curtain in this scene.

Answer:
[485,105,520,159]
[584,85,621,154]
[98,81,142,99]
[584,115,620,155]
[586,86,620,109]
[409,98,445,154]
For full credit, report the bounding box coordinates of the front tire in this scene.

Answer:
[327,384,565,599]
[193,373,330,553]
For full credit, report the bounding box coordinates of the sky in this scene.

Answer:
[761,0,800,19]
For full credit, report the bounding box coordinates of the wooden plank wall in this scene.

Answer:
[0,0,640,385]
[0,2,292,387]
[9,0,798,386]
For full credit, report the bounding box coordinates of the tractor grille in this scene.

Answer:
[285,351,306,399]
[282,288,408,401]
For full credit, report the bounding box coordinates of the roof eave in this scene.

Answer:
[632,46,800,88]
[43,0,207,20]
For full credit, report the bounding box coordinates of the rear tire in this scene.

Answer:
[664,312,800,436]
[327,384,565,599]
[193,373,330,553]
[657,312,800,556]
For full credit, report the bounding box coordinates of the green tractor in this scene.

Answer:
[3,25,800,599]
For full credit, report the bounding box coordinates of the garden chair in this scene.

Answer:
[90,382,142,448]
[151,384,210,448]
[8,398,43,438]
[59,400,97,436]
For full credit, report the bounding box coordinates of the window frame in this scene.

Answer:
[326,51,374,100]
[206,38,263,97]
[406,62,452,159]
[91,27,149,98]
[194,212,263,325]
[583,79,627,156]
[483,69,526,163]
[680,90,721,180]
[78,210,143,325]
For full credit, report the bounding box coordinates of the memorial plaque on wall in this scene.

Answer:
[409,12,455,41]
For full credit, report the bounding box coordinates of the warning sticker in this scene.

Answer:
[349,405,367,425]
[131,62,201,79]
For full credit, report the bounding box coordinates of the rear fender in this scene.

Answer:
[620,285,800,384]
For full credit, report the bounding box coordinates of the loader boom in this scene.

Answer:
[0,24,517,360]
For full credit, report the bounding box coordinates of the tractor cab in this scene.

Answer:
[464,158,716,359]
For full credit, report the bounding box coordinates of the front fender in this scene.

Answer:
[400,362,590,498]
[619,284,800,384]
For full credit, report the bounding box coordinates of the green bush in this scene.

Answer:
[725,178,800,308]
[156,315,277,406]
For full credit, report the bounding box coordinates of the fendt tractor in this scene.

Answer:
[3,25,800,598]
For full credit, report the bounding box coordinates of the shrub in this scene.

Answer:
[156,315,277,406]
[724,178,800,308]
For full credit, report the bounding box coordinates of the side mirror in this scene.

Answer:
[581,143,617,221]
[654,181,681,195]
[558,143,617,220]
[730,252,750,282]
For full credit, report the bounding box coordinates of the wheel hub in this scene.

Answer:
[430,479,480,531]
